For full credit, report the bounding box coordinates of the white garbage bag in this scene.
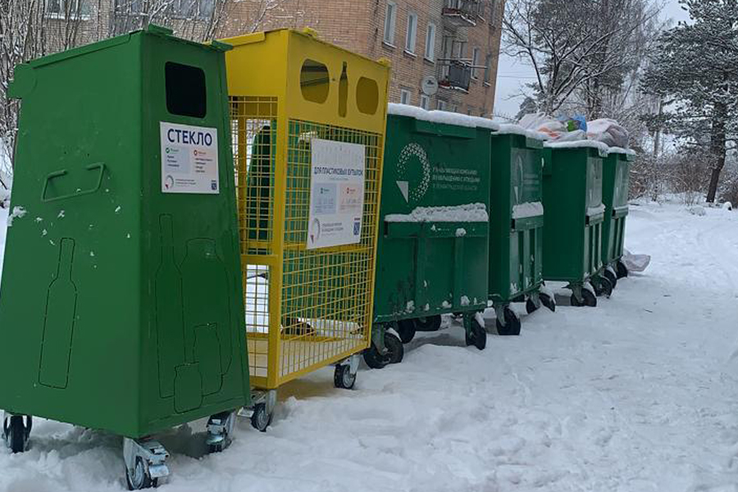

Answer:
[622,249,650,273]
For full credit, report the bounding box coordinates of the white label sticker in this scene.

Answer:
[307,139,366,250]
[160,122,219,194]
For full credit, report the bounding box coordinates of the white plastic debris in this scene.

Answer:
[455,228,467,237]
[622,249,651,273]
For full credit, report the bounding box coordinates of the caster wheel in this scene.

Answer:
[414,315,442,332]
[540,292,556,312]
[384,332,404,364]
[363,344,389,369]
[526,298,539,314]
[583,288,597,307]
[363,332,404,369]
[3,415,31,454]
[465,316,487,350]
[126,457,157,490]
[396,319,416,344]
[496,307,521,336]
[208,441,226,454]
[334,364,357,390]
[616,260,628,279]
[250,403,272,432]
[592,278,612,297]
[570,293,583,307]
[603,269,618,290]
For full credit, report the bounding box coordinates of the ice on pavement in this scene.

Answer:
[1,199,738,492]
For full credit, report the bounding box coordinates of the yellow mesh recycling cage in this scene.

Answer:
[222,29,390,390]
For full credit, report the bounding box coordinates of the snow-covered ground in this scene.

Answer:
[1,200,738,492]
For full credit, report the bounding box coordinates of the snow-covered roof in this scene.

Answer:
[388,103,499,131]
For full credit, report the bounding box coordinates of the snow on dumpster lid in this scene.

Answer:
[385,203,489,223]
[607,146,636,156]
[387,103,499,131]
[544,140,610,153]
[494,124,548,141]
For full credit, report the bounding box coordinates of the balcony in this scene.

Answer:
[442,0,480,27]
[438,60,472,92]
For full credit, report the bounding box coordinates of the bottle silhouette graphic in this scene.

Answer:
[39,238,78,389]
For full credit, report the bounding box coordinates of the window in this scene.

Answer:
[400,89,411,105]
[437,99,447,111]
[424,23,436,61]
[471,47,480,78]
[405,12,418,53]
[420,94,430,110]
[165,62,206,118]
[384,1,397,45]
[47,0,87,18]
[169,0,214,19]
[484,53,493,83]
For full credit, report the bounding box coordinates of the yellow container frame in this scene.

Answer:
[223,29,390,390]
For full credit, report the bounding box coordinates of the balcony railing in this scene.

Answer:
[442,0,480,27]
[438,60,472,92]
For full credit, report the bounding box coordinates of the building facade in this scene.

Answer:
[227,0,505,117]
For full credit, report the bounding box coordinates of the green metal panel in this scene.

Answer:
[488,133,545,304]
[373,114,490,323]
[602,151,633,267]
[0,27,250,439]
[542,145,606,284]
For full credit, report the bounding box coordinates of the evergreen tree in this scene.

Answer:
[642,0,738,203]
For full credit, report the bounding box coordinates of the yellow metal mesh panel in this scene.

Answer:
[231,96,277,381]
[232,98,379,388]
[279,120,379,379]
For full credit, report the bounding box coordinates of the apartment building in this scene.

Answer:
[228,0,506,117]
[27,0,505,116]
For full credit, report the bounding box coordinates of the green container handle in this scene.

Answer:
[41,163,106,202]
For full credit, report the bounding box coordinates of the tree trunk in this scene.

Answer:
[706,102,727,203]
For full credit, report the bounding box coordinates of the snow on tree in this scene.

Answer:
[642,0,738,203]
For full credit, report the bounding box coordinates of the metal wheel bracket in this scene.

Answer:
[529,292,541,309]
[239,389,278,419]
[371,324,388,354]
[123,437,169,481]
[337,354,360,376]
[493,305,508,327]
[206,410,236,448]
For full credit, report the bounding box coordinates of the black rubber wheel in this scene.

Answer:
[208,441,226,454]
[616,260,629,279]
[414,315,442,332]
[396,319,416,344]
[126,457,156,490]
[495,307,521,336]
[384,332,404,364]
[363,344,389,369]
[592,278,613,297]
[250,403,271,432]
[583,288,598,307]
[570,293,583,307]
[4,415,28,454]
[464,316,487,350]
[603,269,618,290]
[526,298,539,314]
[334,364,357,390]
[540,292,556,312]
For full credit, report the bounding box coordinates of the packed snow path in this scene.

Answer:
[1,201,737,491]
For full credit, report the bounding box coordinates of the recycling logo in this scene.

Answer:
[396,143,431,203]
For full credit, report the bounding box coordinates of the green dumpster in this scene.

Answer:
[601,149,634,283]
[487,127,555,336]
[542,142,611,307]
[364,106,493,368]
[0,26,250,487]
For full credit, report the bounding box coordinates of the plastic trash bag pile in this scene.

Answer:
[518,112,629,148]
